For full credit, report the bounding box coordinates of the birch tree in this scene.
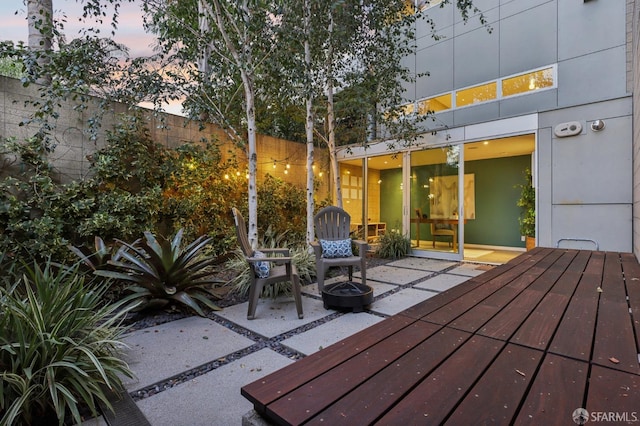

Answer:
[145,0,279,248]
[27,0,53,85]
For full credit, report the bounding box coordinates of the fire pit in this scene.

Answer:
[322,281,373,313]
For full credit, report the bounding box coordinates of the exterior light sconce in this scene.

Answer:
[590,120,605,132]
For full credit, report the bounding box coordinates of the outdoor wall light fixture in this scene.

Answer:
[590,119,605,132]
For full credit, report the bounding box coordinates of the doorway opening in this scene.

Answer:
[338,134,535,264]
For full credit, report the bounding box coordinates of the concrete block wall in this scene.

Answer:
[0,76,330,200]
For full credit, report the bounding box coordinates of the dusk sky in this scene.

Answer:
[0,1,185,114]
[0,0,155,58]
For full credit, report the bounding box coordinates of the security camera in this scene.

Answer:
[590,119,605,131]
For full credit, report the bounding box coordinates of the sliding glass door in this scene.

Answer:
[409,146,465,260]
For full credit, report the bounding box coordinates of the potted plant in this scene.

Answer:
[516,168,535,250]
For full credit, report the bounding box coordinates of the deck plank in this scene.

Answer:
[398,248,543,321]
[548,252,603,361]
[592,253,639,374]
[586,365,640,417]
[423,249,562,327]
[241,249,640,425]
[241,314,417,412]
[374,335,505,425]
[511,292,569,350]
[514,353,588,425]
[620,253,640,350]
[450,249,573,334]
[265,321,441,425]
[444,344,543,425]
[305,328,472,425]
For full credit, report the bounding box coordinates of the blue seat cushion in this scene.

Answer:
[253,250,270,278]
[320,239,353,258]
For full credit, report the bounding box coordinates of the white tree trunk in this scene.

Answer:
[27,0,52,85]
[197,0,210,75]
[304,0,315,245]
[242,71,259,248]
[325,10,342,208]
[207,0,259,247]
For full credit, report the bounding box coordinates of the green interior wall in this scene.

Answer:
[378,154,531,248]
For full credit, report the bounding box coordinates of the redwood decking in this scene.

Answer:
[241,247,640,425]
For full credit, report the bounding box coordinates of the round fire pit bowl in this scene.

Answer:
[322,281,373,313]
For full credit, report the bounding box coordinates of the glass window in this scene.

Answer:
[418,0,444,11]
[502,67,554,97]
[402,103,415,115]
[403,0,444,14]
[418,93,452,114]
[456,82,497,107]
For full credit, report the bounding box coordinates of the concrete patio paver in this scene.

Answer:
[447,263,491,277]
[363,265,434,285]
[280,312,385,355]
[211,295,333,338]
[369,287,439,316]
[414,273,470,292]
[136,349,293,426]
[106,257,493,425]
[120,317,254,391]
[387,257,457,271]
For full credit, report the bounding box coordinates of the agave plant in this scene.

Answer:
[0,260,135,425]
[69,236,124,272]
[96,229,224,316]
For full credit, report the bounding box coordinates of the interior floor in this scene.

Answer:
[411,240,523,264]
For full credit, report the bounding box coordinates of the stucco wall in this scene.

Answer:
[0,75,330,199]
[633,0,640,260]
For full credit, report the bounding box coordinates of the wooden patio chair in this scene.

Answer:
[310,206,368,293]
[231,208,303,320]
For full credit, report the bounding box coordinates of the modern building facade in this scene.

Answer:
[337,0,636,261]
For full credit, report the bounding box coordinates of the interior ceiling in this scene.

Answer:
[342,134,535,170]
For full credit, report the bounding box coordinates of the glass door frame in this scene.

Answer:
[405,144,465,261]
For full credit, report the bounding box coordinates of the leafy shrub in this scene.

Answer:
[1,115,311,262]
[0,137,98,262]
[95,229,224,316]
[0,260,135,425]
[376,230,411,259]
[226,227,316,298]
[257,176,307,246]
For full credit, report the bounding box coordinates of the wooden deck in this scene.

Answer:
[241,248,640,425]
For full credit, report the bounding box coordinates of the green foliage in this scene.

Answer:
[375,230,411,259]
[0,260,135,426]
[0,137,97,261]
[0,55,24,79]
[257,176,307,246]
[159,142,247,253]
[1,114,312,264]
[227,227,316,298]
[95,229,224,316]
[516,168,535,237]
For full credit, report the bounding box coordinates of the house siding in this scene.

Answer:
[344,0,635,253]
